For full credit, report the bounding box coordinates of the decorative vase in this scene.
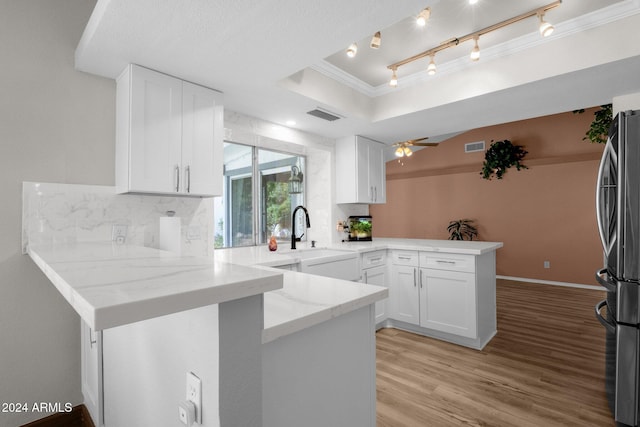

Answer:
[268,236,278,251]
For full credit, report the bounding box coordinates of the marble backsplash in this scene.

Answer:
[22,182,214,257]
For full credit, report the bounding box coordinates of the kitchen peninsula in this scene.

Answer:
[22,181,501,427]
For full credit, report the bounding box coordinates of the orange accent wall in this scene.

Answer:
[370,108,606,285]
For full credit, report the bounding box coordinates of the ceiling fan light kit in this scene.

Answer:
[387,0,561,85]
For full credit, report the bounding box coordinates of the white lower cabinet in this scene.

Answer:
[389,264,420,325]
[81,321,103,426]
[418,268,477,338]
[363,264,388,324]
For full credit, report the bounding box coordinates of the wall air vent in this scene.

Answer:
[465,141,485,153]
[306,107,343,122]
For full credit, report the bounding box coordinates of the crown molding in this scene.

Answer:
[311,0,640,98]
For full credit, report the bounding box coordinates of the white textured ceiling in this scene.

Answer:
[76,0,640,156]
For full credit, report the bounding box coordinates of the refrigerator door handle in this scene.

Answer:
[595,299,616,334]
[596,268,617,293]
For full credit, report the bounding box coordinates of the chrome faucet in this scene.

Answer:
[291,205,311,250]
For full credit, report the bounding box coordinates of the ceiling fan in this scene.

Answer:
[392,137,439,157]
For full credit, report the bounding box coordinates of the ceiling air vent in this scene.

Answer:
[306,107,342,122]
[465,141,485,153]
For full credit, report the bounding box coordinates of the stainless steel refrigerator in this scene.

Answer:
[595,109,640,427]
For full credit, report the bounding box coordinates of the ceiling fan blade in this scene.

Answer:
[392,136,430,147]
[406,137,429,144]
[412,142,440,147]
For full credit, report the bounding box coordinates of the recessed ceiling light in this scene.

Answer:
[286,120,296,126]
[469,0,479,5]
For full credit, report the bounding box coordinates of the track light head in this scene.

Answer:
[370,32,381,49]
[416,7,431,27]
[389,69,398,88]
[470,37,480,61]
[427,55,437,75]
[538,13,554,37]
[346,43,358,58]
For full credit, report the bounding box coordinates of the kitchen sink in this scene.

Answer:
[277,248,360,281]
[282,248,353,260]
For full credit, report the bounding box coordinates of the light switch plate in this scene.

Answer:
[186,372,202,424]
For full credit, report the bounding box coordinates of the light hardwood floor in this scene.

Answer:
[376,279,614,427]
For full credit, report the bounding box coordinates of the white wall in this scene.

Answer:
[0,1,115,425]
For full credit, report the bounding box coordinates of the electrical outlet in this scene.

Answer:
[544,260,550,269]
[111,224,128,244]
[186,372,202,424]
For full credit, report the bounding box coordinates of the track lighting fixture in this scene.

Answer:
[470,36,480,61]
[389,69,398,87]
[427,55,437,75]
[538,12,554,37]
[370,31,381,49]
[387,1,561,83]
[346,43,358,58]
[416,7,431,27]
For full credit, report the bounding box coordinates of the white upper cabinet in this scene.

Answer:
[116,64,223,197]
[335,135,386,204]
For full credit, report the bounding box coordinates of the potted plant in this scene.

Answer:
[447,219,478,241]
[480,139,528,180]
[351,220,372,239]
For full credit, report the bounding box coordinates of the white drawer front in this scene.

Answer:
[420,252,475,273]
[391,250,419,267]
[361,250,386,268]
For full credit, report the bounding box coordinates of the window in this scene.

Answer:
[214,142,305,248]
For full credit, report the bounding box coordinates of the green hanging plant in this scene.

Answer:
[480,139,528,180]
[573,104,612,144]
[447,219,478,241]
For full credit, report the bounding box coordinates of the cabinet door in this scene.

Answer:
[181,81,223,196]
[363,265,387,324]
[419,269,477,338]
[355,137,371,203]
[81,321,103,426]
[129,66,183,193]
[389,265,420,325]
[367,140,386,204]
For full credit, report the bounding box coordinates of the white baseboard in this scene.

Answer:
[497,275,602,291]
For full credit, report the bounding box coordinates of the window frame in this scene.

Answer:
[217,141,306,248]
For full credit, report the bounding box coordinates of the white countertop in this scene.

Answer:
[261,270,387,343]
[28,242,283,330]
[329,238,503,255]
[28,237,500,340]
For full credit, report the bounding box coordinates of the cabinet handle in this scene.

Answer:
[398,256,411,260]
[436,260,456,264]
[175,165,180,192]
[185,165,191,193]
[89,328,97,349]
[419,270,423,288]
[364,271,368,283]
[374,186,377,202]
[413,268,417,287]
[370,257,382,263]
[370,186,374,202]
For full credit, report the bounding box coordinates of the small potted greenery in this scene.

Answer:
[480,139,528,180]
[351,220,372,239]
[447,219,478,241]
